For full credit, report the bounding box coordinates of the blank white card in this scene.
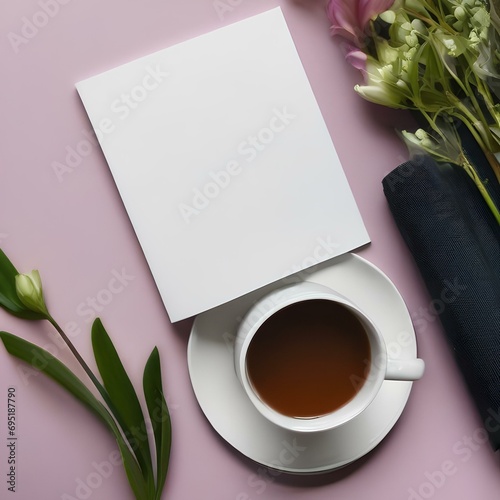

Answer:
[76,8,370,322]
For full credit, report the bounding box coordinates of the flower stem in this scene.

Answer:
[420,111,500,224]
[452,110,500,184]
[452,108,489,148]
[47,316,105,393]
[460,154,500,225]
[46,316,135,454]
[421,110,449,143]
[482,149,500,185]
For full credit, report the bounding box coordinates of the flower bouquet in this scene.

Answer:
[326,0,500,223]
[326,0,500,450]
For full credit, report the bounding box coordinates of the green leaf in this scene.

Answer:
[0,331,148,500]
[490,126,500,144]
[0,249,45,320]
[91,318,154,493]
[143,348,171,500]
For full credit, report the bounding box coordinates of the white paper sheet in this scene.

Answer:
[76,7,370,322]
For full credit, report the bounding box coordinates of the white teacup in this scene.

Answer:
[234,282,425,432]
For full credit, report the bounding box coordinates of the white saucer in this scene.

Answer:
[187,253,419,473]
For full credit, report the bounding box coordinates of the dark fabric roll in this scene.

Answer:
[382,154,500,450]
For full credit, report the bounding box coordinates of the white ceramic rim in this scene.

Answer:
[235,285,388,433]
[187,253,418,474]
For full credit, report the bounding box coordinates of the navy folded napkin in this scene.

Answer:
[382,154,500,450]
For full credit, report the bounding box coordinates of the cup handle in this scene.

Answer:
[385,358,425,381]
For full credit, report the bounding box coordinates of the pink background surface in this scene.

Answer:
[1,1,499,499]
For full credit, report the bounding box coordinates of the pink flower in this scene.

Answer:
[344,45,368,73]
[327,0,394,47]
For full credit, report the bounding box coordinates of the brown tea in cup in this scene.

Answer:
[245,299,371,418]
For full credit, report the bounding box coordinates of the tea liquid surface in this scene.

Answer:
[246,299,371,418]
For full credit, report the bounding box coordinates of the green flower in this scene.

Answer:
[403,129,435,149]
[328,0,500,222]
[15,270,49,317]
[355,83,406,107]
[0,246,172,499]
[0,249,46,320]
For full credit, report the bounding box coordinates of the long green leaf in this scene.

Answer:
[91,318,154,492]
[143,348,171,500]
[0,331,148,500]
[0,249,45,320]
